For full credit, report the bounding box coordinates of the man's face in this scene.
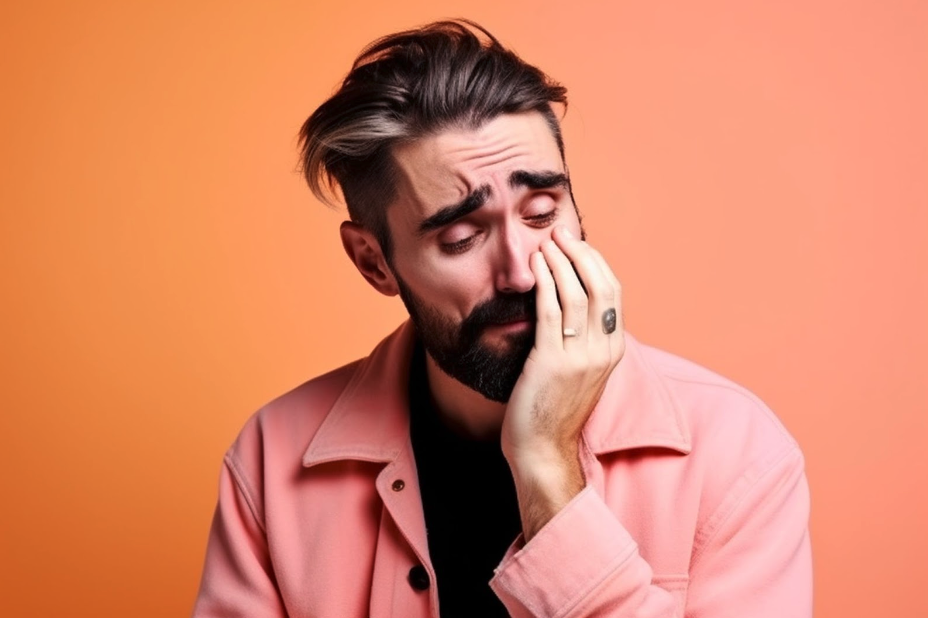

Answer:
[385,111,584,402]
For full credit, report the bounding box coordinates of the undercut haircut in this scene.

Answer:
[298,19,569,259]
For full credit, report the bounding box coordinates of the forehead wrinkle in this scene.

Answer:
[391,113,564,232]
[423,150,526,212]
[443,136,531,170]
[394,149,466,216]
[439,145,554,214]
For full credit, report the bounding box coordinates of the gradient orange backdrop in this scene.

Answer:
[2,1,926,616]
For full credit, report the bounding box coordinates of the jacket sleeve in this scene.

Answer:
[489,445,812,617]
[685,445,812,618]
[191,455,288,618]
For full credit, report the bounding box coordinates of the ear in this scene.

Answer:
[339,221,400,296]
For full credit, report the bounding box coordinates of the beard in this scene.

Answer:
[394,276,535,403]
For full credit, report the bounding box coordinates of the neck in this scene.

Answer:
[424,353,506,441]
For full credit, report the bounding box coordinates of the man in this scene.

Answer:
[193,19,812,618]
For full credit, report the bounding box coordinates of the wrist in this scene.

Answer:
[505,447,586,541]
[502,436,580,470]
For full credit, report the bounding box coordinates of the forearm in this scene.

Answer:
[500,228,625,541]
[506,443,586,541]
[492,444,813,618]
[491,486,681,618]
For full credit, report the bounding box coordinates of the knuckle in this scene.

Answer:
[539,306,561,326]
[592,282,615,303]
[577,254,598,274]
[570,297,588,314]
[566,357,586,374]
[592,351,612,371]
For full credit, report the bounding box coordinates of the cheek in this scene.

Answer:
[405,258,492,318]
[434,269,486,312]
[560,204,583,235]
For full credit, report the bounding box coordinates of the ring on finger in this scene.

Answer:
[602,308,617,334]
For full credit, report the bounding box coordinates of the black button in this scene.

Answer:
[407,565,430,591]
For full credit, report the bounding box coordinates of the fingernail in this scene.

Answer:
[561,226,574,239]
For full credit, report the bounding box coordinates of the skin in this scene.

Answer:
[340,111,626,542]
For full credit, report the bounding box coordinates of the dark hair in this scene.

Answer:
[298,19,568,258]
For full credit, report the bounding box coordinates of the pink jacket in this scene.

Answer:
[193,322,812,617]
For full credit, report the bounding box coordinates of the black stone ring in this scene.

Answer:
[602,308,617,334]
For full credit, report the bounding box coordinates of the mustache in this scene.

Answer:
[460,292,536,341]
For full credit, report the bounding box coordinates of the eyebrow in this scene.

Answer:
[416,169,570,237]
[417,185,491,237]
[509,170,571,192]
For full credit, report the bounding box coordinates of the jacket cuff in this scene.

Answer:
[489,485,637,617]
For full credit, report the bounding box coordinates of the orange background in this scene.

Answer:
[1,1,925,616]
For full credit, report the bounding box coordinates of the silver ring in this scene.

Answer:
[563,327,580,338]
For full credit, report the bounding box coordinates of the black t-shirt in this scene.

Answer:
[408,343,523,617]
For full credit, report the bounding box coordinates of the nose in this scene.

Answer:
[493,224,538,294]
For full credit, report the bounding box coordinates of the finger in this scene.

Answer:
[529,250,564,351]
[587,245,621,292]
[587,247,624,332]
[585,248,626,366]
[539,238,588,345]
[552,227,616,335]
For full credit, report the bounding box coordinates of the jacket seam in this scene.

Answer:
[661,372,797,444]
[689,443,800,568]
[495,540,639,618]
[554,543,639,618]
[224,451,266,534]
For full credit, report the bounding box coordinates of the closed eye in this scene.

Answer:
[526,210,558,226]
[439,231,482,255]
[438,200,560,256]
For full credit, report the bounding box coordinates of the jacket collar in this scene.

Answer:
[582,332,691,455]
[302,321,690,468]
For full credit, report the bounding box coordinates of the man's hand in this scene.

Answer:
[501,225,625,541]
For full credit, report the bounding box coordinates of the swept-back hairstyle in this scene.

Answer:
[298,19,568,258]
